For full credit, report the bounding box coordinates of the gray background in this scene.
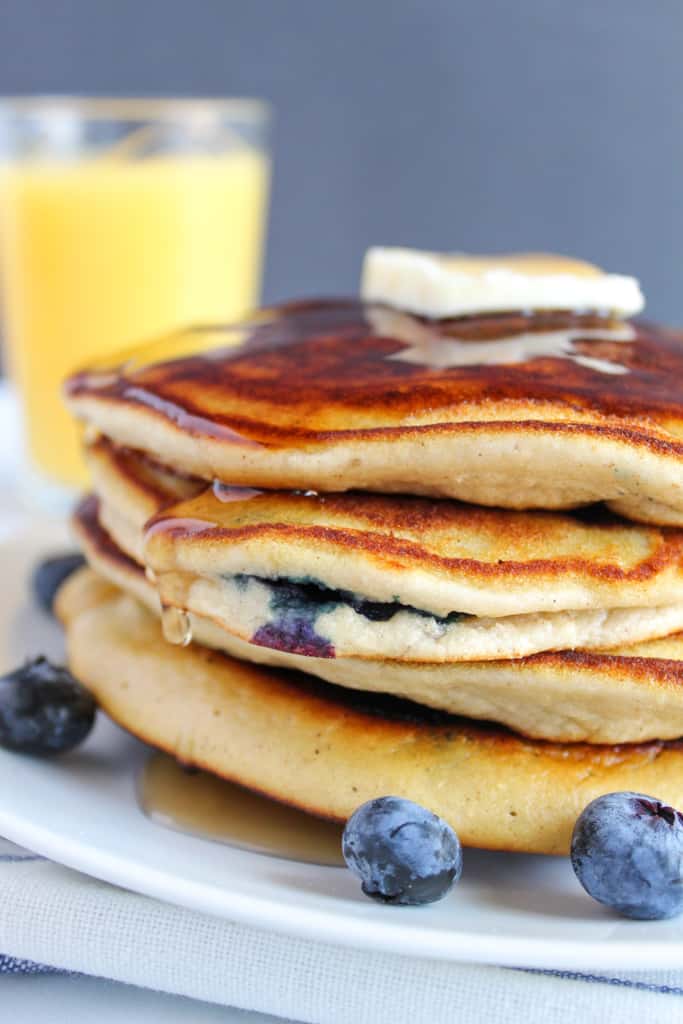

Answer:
[1,0,682,320]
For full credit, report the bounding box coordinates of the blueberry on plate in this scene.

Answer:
[32,552,86,615]
[571,791,683,920]
[342,795,462,905]
[0,657,96,756]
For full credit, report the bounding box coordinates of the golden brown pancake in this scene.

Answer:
[145,485,683,618]
[65,300,683,524]
[55,566,683,856]
[74,495,158,611]
[73,498,683,744]
[85,438,203,563]
[83,439,683,661]
[144,490,683,663]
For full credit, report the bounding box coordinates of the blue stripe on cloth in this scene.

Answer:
[523,969,683,997]
[0,954,66,975]
[0,854,44,863]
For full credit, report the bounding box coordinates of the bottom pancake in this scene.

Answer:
[56,566,683,856]
[73,495,683,745]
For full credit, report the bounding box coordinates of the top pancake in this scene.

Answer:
[65,300,683,523]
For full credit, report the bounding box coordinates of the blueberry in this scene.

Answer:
[0,657,96,756]
[571,791,683,920]
[342,796,462,905]
[32,552,85,615]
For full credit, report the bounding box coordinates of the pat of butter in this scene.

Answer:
[361,248,644,319]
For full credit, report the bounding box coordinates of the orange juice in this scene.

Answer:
[0,149,269,487]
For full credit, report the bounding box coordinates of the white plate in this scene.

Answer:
[1,524,683,972]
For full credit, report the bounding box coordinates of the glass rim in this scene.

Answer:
[0,94,271,123]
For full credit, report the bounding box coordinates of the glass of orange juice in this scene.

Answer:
[0,96,270,506]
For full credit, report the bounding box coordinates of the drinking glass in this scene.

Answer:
[0,96,271,506]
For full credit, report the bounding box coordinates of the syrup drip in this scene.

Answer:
[144,516,215,543]
[122,385,262,446]
[161,606,193,647]
[212,481,264,503]
[138,752,345,867]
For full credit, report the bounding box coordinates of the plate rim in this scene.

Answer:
[4,803,683,971]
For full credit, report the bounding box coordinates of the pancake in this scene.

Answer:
[65,300,683,524]
[74,496,160,612]
[84,439,683,661]
[73,498,683,744]
[85,438,203,563]
[55,565,683,856]
[144,488,683,663]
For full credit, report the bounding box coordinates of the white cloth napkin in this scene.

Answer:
[1,837,683,1024]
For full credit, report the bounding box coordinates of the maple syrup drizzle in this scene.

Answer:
[138,752,344,867]
[66,301,683,441]
[160,606,192,646]
[212,481,264,502]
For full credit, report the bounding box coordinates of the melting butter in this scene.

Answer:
[371,308,635,375]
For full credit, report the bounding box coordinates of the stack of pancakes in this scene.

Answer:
[57,250,683,854]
